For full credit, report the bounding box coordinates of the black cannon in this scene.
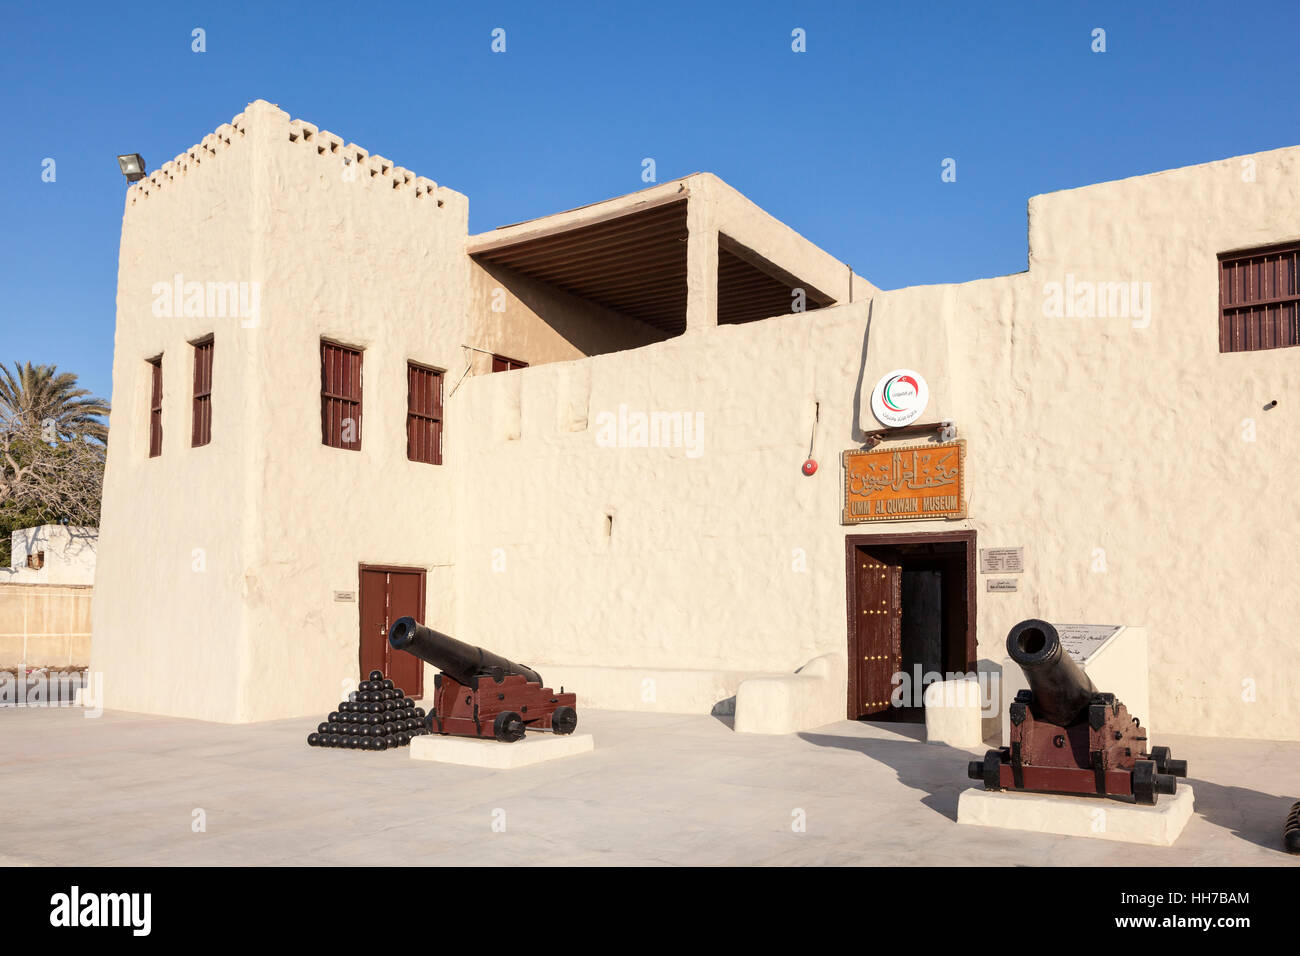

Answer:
[967,619,1187,803]
[388,617,577,742]
[1011,618,1097,726]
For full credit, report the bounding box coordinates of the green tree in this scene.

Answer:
[0,362,109,444]
[0,363,109,535]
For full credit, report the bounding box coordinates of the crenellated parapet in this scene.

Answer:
[285,117,447,206]
[126,114,246,205]
[126,99,464,216]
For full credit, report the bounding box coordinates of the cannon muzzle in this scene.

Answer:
[1006,619,1097,727]
[388,617,543,687]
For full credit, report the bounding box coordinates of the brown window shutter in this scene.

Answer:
[1218,241,1300,353]
[491,353,527,373]
[148,356,163,458]
[192,338,214,447]
[321,340,363,450]
[407,362,443,465]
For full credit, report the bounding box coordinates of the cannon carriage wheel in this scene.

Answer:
[551,706,578,735]
[493,711,526,743]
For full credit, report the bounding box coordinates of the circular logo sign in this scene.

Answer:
[870,369,929,427]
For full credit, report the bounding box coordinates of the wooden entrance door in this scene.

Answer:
[359,565,425,698]
[849,551,902,717]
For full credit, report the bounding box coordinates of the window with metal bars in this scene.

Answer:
[192,338,213,447]
[407,362,443,465]
[321,340,363,450]
[1218,241,1300,352]
[147,356,163,457]
[491,353,528,373]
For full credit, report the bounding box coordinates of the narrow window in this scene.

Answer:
[26,551,44,570]
[1218,241,1300,352]
[147,356,163,457]
[407,362,443,465]
[192,337,214,447]
[491,353,528,373]
[321,340,363,450]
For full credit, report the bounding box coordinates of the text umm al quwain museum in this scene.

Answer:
[93,101,1299,791]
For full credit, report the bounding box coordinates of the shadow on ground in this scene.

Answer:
[800,724,974,821]
[804,726,1300,854]
[1188,778,1298,855]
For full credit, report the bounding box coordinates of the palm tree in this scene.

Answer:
[0,362,109,444]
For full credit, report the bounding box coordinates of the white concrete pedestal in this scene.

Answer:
[957,785,1194,846]
[923,678,984,747]
[408,732,593,769]
[734,653,846,734]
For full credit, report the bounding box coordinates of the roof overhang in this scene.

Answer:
[468,174,856,336]
[717,233,835,325]
[469,190,690,335]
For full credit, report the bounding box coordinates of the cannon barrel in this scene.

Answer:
[1006,619,1096,727]
[388,617,542,687]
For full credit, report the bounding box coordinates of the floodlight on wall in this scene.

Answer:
[116,153,147,183]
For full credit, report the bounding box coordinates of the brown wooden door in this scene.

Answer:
[853,552,902,716]
[358,566,425,698]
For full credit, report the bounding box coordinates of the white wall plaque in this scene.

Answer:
[979,547,1024,574]
[986,579,1018,593]
[1053,624,1122,663]
[333,590,356,603]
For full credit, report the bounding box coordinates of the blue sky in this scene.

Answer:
[4,1,1299,404]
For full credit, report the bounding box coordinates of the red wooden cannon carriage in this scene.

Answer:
[388,617,576,742]
[969,619,1187,804]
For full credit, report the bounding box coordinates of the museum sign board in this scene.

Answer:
[842,441,966,523]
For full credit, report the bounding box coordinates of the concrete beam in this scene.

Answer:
[685,178,719,333]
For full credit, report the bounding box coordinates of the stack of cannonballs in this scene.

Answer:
[307,670,428,752]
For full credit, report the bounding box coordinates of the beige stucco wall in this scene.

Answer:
[92,110,261,721]
[451,146,1300,740]
[95,101,476,721]
[234,105,474,722]
[0,585,92,669]
[968,147,1300,739]
[450,294,955,703]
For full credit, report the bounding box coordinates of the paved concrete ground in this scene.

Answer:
[2,705,1297,866]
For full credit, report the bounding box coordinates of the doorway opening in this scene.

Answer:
[845,531,976,722]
